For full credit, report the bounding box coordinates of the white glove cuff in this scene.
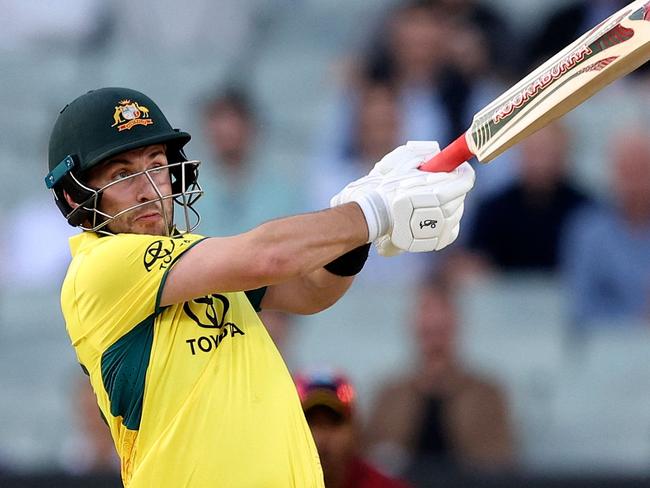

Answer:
[353,191,390,243]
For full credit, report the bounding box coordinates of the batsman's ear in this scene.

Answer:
[63,190,80,209]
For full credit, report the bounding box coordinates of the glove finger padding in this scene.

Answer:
[441,195,465,218]
[433,162,476,203]
[370,141,441,177]
[437,222,461,250]
[330,174,383,208]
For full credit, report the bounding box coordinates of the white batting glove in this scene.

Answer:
[369,141,441,177]
[330,141,442,242]
[377,162,475,255]
[330,141,441,209]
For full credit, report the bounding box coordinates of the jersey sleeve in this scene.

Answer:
[74,233,206,347]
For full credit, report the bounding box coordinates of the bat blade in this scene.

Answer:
[421,0,650,173]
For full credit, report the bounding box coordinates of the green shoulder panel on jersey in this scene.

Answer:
[101,314,155,430]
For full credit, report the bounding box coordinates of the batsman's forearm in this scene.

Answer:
[252,203,368,281]
[160,203,369,306]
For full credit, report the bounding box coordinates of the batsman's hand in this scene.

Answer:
[369,141,441,177]
[375,162,475,256]
[330,141,442,242]
[330,141,441,208]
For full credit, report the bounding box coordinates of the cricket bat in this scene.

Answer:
[420,0,650,173]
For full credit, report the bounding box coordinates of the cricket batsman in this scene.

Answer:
[45,87,475,487]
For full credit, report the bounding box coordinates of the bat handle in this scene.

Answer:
[419,133,474,172]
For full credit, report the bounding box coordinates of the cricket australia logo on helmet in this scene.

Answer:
[111,99,153,131]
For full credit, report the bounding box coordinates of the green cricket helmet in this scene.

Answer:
[45,87,202,234]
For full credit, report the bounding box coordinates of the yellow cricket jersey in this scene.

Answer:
[61,231,324,487]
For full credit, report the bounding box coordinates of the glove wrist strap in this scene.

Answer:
[354,191,389,242]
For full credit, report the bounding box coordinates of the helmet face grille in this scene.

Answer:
[64,160,203,236]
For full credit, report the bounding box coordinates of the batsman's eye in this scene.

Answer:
[148,162,168,176]
[113,169,131,181]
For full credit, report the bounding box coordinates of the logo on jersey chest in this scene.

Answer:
[183,294,245,356]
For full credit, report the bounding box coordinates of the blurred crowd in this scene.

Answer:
[2,0,650,486]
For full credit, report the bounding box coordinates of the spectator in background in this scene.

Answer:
[460,121,591,274]
[562,128,650,327]
[316,0,453,168]
[363,0,453,142]
[430,0,520,82]
[197,86,302,237]
[361,0,515,198]
[311,81,401,207]
[314,0,516,204]
[295,370,412,488]
[365,276,515,480]
[364,0,515,136]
